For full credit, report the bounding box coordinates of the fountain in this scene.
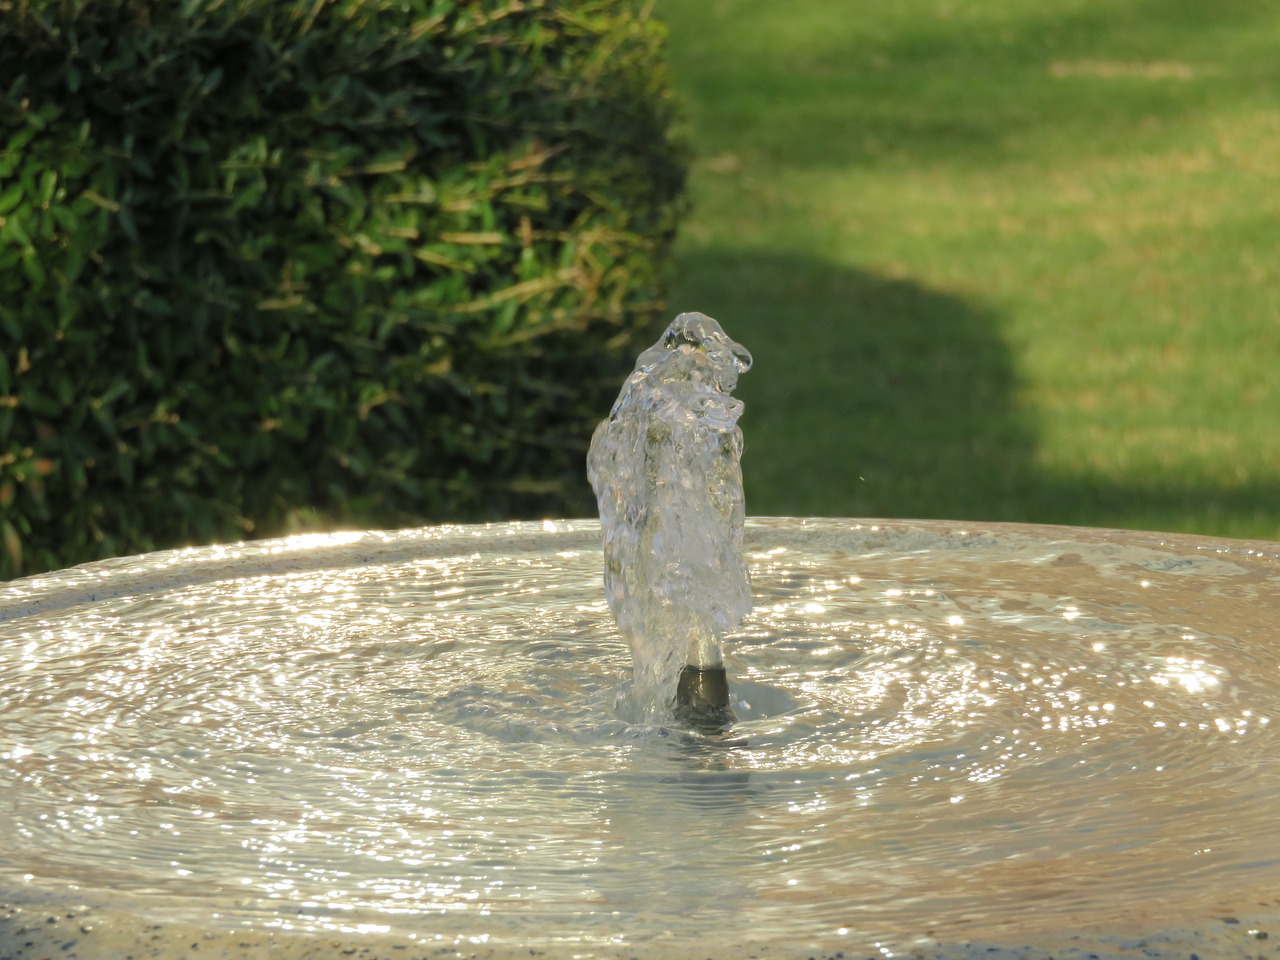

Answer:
[3,314,1280,960]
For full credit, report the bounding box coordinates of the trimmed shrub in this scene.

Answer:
[0,0,687,579]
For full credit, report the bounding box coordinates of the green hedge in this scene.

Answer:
[0,0,687,579]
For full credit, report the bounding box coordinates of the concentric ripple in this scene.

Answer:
[2,518,1280,958]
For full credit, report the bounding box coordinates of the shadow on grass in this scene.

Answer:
[670,247,1280,538]
[669,247,1038,521]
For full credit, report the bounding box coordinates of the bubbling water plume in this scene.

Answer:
[586,312,752,724]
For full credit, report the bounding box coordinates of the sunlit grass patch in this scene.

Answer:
[656,0,1280,539]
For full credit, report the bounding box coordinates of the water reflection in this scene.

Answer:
[1,518,1279,958]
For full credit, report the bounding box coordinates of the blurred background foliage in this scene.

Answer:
[656,0,1280,542]
[0,0,687,579]
[3,0,1277,582]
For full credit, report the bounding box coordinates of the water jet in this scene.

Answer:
[587,312,752,730]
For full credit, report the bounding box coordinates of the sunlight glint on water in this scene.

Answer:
[2,518,1279,956]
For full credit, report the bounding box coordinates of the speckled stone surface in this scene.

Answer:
[3,899,1280,960]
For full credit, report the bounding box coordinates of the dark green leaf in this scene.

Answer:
[0,183,22,214]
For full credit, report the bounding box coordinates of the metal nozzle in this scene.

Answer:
[674,664,735,734]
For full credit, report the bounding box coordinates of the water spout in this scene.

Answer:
[586,312,752,726]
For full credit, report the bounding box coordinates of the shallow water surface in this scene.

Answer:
[2,518,1279,958]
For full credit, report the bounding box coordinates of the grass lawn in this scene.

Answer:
[652,0,1280,540]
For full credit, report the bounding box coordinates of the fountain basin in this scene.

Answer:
[2,517,1279,960]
